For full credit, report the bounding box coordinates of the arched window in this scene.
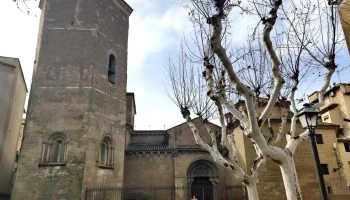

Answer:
[108,54,116,84]
[39,133,67,166]
[99,136,115,169]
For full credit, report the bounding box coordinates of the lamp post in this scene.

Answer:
[297,103,328,200]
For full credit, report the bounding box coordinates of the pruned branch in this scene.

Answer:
[258,0,285,126]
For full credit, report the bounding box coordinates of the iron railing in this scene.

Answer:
[85,186,246,200]
[0,195,11,200]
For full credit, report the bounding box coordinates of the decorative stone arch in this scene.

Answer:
[187,159,219,200]
[99,135,116,169]
[187,159,219,178]
[40,132,69,165]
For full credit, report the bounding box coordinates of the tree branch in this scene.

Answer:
[258,0,285,126]
[217,102,228,147]
[271,109,288,145]
[311,68,336,109]
[227,133,238,162]
[200,116,219,152]
[285,130,310,155]
[209,5,259,135]
[251,155,266,179]
[182,107,250,183]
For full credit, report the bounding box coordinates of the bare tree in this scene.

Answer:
[13,0,38,16]
[165,0,348,199]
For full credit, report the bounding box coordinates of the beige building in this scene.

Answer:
[339,0,350,53]
[309,83,350,190]
[233,99,350,200]
[0,56,27,197]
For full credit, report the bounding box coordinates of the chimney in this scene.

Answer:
[126,92,136,129]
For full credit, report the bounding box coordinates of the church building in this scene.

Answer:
[10,0,350,200]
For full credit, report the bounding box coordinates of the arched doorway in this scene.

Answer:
[187,160,219,200]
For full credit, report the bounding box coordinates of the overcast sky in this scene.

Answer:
[1,0,350,130]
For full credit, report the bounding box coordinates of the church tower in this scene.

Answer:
[11,0,132,199]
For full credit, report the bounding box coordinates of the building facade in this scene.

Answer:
[10,0,350,199]
[11,0,133,199]
[339,0,350,53]
[309,83,350,190]
[0,56,27,197]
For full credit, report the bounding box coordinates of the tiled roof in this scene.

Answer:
[132,130,167,136]
[125,144,224,154]
[125,144,172,152]
[319,103,339,114]
[174,145,203,150]
[337,138,350,142]
[316,122,340,129]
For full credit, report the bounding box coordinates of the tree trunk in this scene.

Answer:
[280,155,302,200]
[246,180,259,200]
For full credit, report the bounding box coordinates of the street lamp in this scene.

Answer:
[297,103,328,200]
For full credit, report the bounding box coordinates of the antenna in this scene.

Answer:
[164,125,165,130]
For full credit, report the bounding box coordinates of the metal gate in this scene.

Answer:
[190,186,213,200]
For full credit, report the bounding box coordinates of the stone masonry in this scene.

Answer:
[11,0,132,199]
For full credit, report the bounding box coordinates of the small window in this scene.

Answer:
[327,186,332,194]
[344,143,350,152]
[99,136,115,169]
[321,164,329,175]
[39,133,67,167]
[315,134,324,144]
[108,54,116,84]
[323,115,329,121]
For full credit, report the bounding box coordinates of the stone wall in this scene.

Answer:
[168,118,222,146]
[130,134,166,144]
[11,0,132,199]
[124,154,174,186]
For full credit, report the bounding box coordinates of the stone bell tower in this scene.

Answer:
[11,0,132,199]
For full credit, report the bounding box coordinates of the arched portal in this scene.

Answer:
[187,159,219,200]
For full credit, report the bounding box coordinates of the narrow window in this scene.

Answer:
[315,134,324,144]
[344,143,350,152]
[321,164,329,175]
[108,54,116,84]
[327,186,332,194]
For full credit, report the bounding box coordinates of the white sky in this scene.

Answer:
[0,0,350,130]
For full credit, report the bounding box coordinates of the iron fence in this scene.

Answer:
[0,195,11,200]
[85,186,246,200]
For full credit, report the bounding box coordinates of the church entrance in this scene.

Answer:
[191,177,213,200]
[187,159,218,200]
